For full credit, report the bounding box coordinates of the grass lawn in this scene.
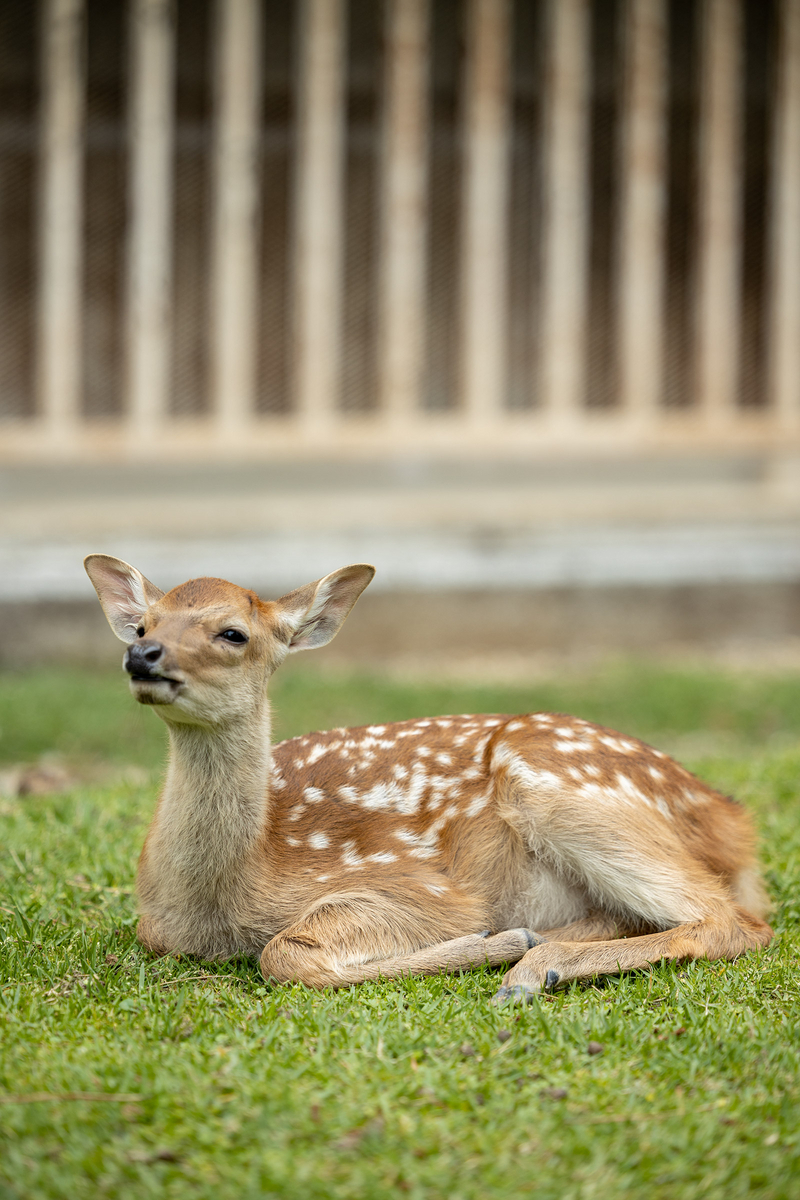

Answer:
[1,659,800,1199]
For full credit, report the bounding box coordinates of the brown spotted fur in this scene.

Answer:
[84,554,773,1001]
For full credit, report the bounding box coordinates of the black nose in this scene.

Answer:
[125,640,165,677]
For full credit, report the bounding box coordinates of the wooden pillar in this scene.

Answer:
[294,0,346,432]
[127,0,176,436]
[211,0,262,434]
[461,0,511,425]
[38,0,84,439]
[772,0,800,429]
[620,0,666,425]
[380,0,429,424]
[540,0,590,428]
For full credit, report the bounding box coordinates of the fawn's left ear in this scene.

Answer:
[275,564,375,652]
[84,554,165,643]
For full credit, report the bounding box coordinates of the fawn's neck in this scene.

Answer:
[156,703,273,884]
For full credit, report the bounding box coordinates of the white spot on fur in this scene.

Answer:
[615,773,652,808]
[393,828,439,859]
[366,851,397,864]
[464,789,490,817]
[425,881,448,895]
[648,766,664,781]
[491,743,564,793]
[367,725,387,735]
[286,837,301,847]
[341,841,364,867]
[505,720,524,732]
[303,786,326,804]
[287,804,306,822]
[556,726,575,738]
[306,742,330,766]
[436,752,453,766]
[308,832,330,850]
[316,874,330,882]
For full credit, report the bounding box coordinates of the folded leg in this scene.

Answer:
[493,903,772,1002]
[259,886,542,988]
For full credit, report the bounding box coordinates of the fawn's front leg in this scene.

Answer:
[260,887,542,988]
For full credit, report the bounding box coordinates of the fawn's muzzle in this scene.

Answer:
[125,640,167,679]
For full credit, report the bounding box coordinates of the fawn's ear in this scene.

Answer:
[84,554,165,643]
[275,564,375,653]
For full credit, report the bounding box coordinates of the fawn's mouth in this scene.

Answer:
[129,675,183,704]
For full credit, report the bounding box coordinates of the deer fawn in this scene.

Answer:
[84,554,772,1002]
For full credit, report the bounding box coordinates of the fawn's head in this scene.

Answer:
[84,555,375,727]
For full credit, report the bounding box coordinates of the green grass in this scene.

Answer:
[1,660,800,1199]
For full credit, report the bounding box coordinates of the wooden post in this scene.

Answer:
[211,0,261,434]
[620,0,665,425]
[461,0,510,425]
[37,0,84,440]
[294,0,346,432]
[540,0,590,428]
[772,0,800,429]
[380,0,428,425]
[127,0,175,437]
[697,0,741,426]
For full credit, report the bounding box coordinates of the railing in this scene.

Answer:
[0,0,799,461]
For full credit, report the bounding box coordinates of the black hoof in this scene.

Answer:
[545,969,561,990]
[523,929,546,949]
[491,984,537,1006]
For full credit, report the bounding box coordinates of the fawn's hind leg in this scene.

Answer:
[493,766,772,1002]
[260,885,541,988]
[492,903,772,1002]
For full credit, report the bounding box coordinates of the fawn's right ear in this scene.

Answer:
[84,554,165,643]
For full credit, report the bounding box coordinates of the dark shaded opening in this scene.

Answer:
[506,0,545,411]
[585,0,623,410]
[662,0,700,410]
[340,0,385,415]
[83,0,126,419]
[423,0,464,412]
[0,0,37,419]
[170,0,212,417]
[256,0,296,416]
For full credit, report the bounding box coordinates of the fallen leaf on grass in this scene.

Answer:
[128,1149,180,1164]
[333,1117,385,1150]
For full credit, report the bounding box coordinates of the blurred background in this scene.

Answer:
[1,0,800,673]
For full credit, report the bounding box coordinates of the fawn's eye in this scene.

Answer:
[136,626,145,638]
[219,628,248,644]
